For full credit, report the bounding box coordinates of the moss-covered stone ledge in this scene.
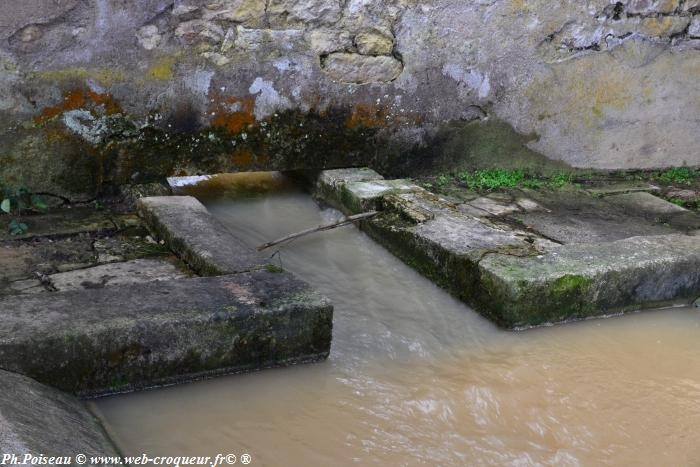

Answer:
[314,167,700,329]
[0,272,332,397]
[478,235,700,328]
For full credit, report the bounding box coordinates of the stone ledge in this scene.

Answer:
[0,369,120,460]
[0,207,135,242]
[137,196,265,276]
[479,235,700,328]
[0,272,333,397]
[315,167,700,329]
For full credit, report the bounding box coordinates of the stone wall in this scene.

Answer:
[0,0,698,196]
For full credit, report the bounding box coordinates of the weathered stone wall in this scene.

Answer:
[0,0,698,196]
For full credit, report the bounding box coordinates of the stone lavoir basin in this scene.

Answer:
[91,173,700,466]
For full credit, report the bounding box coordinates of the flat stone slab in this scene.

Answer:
[317,167,384,188]
[137,196,265,275]
[315,168,700,328]
[1,231,175,297]
[585,182,660,196]
[0,272,332,397]
[316,168,421,214]
[0,369,120,460]
[606,192,700,231]
[479,235,700,328]
[48,259,188,292]
[507,189,698,244]
[0,207,136,241]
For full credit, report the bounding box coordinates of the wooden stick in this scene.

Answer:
[257,211,378,251]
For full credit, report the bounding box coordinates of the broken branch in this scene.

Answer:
[257,211,378,251]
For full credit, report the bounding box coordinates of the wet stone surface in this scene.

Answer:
[48,259,189,292]
[0,232,177,297]
[0,196,333,401]
[315,167,700,328]
[0,207,138,242]
[0,369,120,460]
[0,272,333,397]
[137,196,266,276]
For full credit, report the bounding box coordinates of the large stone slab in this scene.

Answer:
[507,189,699,244]
[0,272,332,397]
[315,168,700,328]
[0,208,138,241]
[478,235,700,328]
[316,168,421,214]
[0,369,120,461]
[137,196,265,276]
[48,259,188,292]
[605,192,700,231]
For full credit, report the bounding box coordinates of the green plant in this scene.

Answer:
[436,175,451,187]
[1,183,48,235]
[669,198,687,207]
[459,169,572,191]
[7,219,28,236]
[264,264,285,273]
[658,167,699,185]
[549,171,573,188]
[461,169,525,190]
[521,178,546,189]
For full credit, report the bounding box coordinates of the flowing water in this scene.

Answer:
[93,173,700,466]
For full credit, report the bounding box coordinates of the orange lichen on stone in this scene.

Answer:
[231,148,255,167]
[346,102,420,129]
[209,94,256,134]
[231,148,270,169]
[34,89,122,124]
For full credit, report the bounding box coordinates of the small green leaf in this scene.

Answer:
[1,199,10,213]
[8,219,29,236]
[30,195,48,212]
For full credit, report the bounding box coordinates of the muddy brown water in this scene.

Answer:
[93,173,700,466]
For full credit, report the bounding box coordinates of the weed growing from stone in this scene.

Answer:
[657,167,699,185]
[0,182,48,236]
[669,198,686,207]
[461,169,525,189]
[458,169,573,191]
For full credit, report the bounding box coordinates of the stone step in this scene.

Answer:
[137,196,265,275]
[0,369,120,460]
[0,272,332,397]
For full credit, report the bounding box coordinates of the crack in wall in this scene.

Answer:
[539,1,699,62]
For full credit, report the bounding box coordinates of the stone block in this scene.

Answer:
[479,235,700,328]
[48,259,188,291]
[0,272,333,396]
[315,168,700,329]
[355,31,394,55]
[137,196,264,275]
[321,53,403,83]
